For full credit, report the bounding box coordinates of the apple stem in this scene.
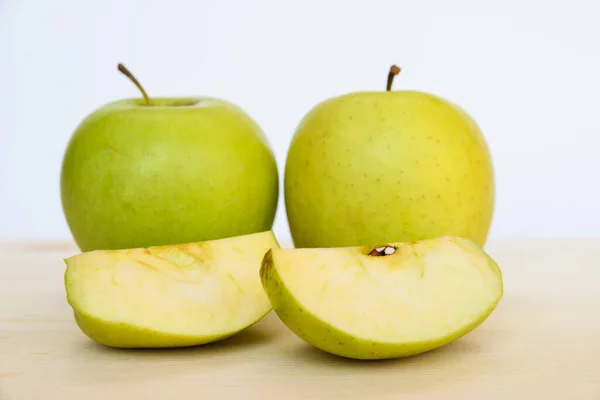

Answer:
[117,63,151,105]
[386,65,402,91]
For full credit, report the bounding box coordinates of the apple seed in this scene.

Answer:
[368,246,397,256]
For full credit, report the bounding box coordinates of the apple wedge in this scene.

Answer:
[64,230,279,348]
[260,236,503,360]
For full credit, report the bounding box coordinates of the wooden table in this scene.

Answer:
[1,238,599,399]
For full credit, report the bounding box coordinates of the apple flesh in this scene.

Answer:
[284,68,494,248]
[260,236,503,360]
[64,230,279,348]
[61,96,279,252]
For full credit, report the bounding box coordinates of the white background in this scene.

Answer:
[1,0,599,242]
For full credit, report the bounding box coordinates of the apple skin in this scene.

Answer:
[284,90,494,248]
[61,97,279,252]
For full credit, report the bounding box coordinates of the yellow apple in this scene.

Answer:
[260,236,503,360]
[64,230,279,348]
[284,65,495,248]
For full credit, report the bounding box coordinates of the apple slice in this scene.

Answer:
[260,236,503,360]
[64,230,279,348]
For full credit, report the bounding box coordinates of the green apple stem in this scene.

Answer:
[117,63,151,105]
[386,65,402,91]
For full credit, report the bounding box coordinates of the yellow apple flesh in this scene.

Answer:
[64,230,279,348]
[260,236,503,360]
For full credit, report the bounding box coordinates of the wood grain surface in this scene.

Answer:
[1,238,599,399]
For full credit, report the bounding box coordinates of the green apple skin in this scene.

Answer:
[65,230,279,348]
[61,97,279,252]
[284,90,494,248]
[259,237,503,360]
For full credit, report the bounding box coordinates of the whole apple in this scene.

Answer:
[61,64,279,251]
[284,65,494,248]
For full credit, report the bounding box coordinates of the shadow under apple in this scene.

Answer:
[258,332,489,397]
[285,332,483,367]
[68,317,280,384]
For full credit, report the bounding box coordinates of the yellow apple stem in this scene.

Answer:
[386,65,402,91]
[117,63,151,105]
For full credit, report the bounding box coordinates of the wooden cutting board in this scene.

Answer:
[1,238,599,399]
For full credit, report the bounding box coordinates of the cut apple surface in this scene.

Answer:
[64,230,279,348]
[260,236,503,360]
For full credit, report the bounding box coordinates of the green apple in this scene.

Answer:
[64,230,279,348]
[260,236,503,360]
[284,65,494,248]
[61,64,279,252]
